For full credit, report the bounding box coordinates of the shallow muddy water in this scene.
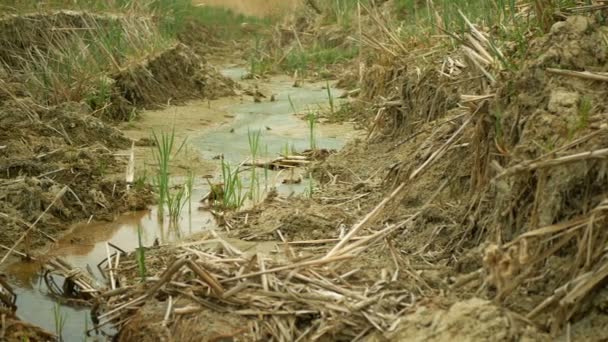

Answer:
[198,67,348,163]
[4,66,357,339]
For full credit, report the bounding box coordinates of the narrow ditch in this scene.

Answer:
[3,65,357,339]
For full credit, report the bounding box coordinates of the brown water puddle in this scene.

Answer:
[7,204,214,283]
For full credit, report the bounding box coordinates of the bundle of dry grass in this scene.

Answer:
[90,192,429,341]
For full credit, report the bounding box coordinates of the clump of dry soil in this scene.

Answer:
[112,43,236,119]
[0,101,152,250]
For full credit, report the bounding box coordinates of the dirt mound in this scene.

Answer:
[118,298,250,342]
[113,43,235,118]
[311,14,608,340]
[0,308,56,341]
[0,101,152,251]
[176,19,225,57]
[227,196,354,241]
[0,11,236,121]
[370,298,549,342]
[479,15,608,322]
[497,15,607,153]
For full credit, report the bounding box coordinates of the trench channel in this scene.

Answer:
[3,66,358,339]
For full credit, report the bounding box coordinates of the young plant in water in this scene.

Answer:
[221,159,246,210]
[282,142,290,157]
[248,128,262,161]
[185,171,194,228]
[136,224,147,282]
[248,129,262,202]
[326,80,335,115]
[166,183,187,226]
[306,111,317,150]
[151,128,186,221]
[83,313,89,342]
[53,303,66,342]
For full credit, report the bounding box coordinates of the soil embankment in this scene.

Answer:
[0,9,239,339]
[101,7,608,342]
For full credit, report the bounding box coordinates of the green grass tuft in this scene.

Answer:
[306,111,317,150]
[221,159,246,210]
[53,303,66,342]
[151,128,187,222]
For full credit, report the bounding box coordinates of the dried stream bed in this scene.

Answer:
[3,66,359,339]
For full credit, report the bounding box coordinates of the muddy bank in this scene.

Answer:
[315,13,608,339]
[112,43,236,119]
[3,57,356,338]
[0,101,152,250]
[0,308,55,341]
[0,9,240,338]
[0,9,239,250]
[97,12,608,341]
[0,10,236,121]
[2,3,607,342]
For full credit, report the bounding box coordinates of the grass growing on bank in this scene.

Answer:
[1,12,172,118]
[1,0,274,118]
[294,0,572,77]
[1,0,273,37]
[283,46,359,74]
[150,0,274,40]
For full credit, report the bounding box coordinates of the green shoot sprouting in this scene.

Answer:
[166,184,187,226]
[248,128,262,161]
[326,80,335,115]
[83,313,88,342]
[53,303,66,342]
[282,142,290,157]
[578,96,592,130]
[151,128,186,221]
[248,129,262,202]
[306,111,317,150]
[221,159,246,210]
[568,96,593,140]
[136,224,147,282]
